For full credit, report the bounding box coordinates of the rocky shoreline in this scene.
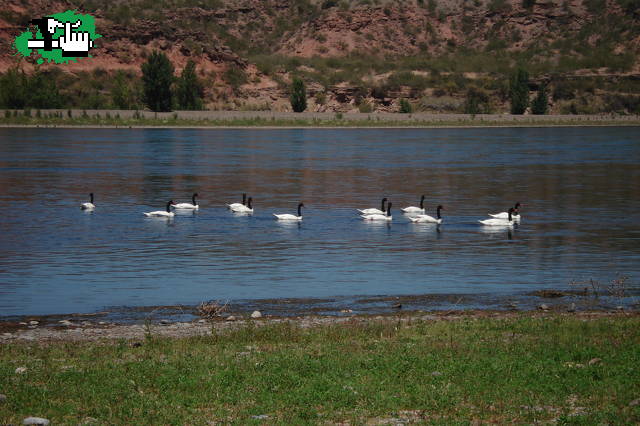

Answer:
[1,309,636,343]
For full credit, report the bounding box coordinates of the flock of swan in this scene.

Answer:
[81,193,522,226]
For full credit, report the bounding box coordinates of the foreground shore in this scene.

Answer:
[1,109,640,128]
[1,310,638,424]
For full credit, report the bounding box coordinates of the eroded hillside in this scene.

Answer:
[1,0,639,113]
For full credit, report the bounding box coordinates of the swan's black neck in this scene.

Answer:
[420,195,424,209]
[192,193,197,205]
[89,193,94,203]
[242,193,247,205]
[508,210,513,221]
[386,202,392,216]
[166,201,172,213]
[247,197,252,209]
[436,206,442,219]
[297,203,303,217]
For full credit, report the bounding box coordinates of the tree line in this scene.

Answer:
[0,52,549,114]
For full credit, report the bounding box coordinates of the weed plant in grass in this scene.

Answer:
[0,314,639,423]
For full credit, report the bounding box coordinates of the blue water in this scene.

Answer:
[0,127,638,316]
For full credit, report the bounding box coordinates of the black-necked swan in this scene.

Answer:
[479,208,515,226]
[402,195,426,214]
[274,203,304,221]
[227,193,247,210]
[81,193,95,210]
[144,200,175,218]
[358,197,387,215]
[361,202,392,221]
[489,202,521,220]
[173,193,199,210]
[230,197,253,213]
[409,205,443,224]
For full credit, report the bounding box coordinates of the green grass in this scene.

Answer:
[1,314,639,424]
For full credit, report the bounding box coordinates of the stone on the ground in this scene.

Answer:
[251,311,262,319]
[431,371,443,377]
[59,320,73,326]
[616,306,624,311]
[15,367,27,374]
[28,321,39,325]
[251,414,269,419]
[226,315,236,321]
[567,303,576,312]
[0,394,6,402]
[538,304,549,311]
[160,319,170,325]
[23,417,50,425]
[629,398,640,407]
[588,357,602,366]
[197,319,207,324]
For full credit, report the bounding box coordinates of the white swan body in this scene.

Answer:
[409,215,441,224]
[81,193,95,210]
[488,212,520,220]
[361,202,392,221]
[358,197,387,215]
[409,205,443,223]
[173,193,199,210]
[227,193,247,210]
[401,195,425,214]
[230,197,253,213]
[479,208,515,226]
[274,203,304,221]
[144,201,175,218]
[489,203,521,220]
[479,218,514,226]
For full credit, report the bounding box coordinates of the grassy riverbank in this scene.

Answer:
[1,110,640,128]
[1,313,638,424]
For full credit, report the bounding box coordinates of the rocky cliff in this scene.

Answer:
[1,0,639,113]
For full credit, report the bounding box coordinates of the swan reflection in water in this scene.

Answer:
[479,223,517,240]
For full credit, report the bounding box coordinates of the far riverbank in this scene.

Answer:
[1,109,639,128]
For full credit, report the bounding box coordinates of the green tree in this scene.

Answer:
[399,98,412,113]
[531,84,549,115]
[0,67,28,109]
[141,51,174,112]
[464,87,491,114]
[27,71,63,108]
[290,77,307,113]
[509,68,529,114]
[112,70,139,110]
[176,60,204,110]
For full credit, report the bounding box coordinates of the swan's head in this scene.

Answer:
[298,203,304,208]
[437,205,444,210]
[420,195,425,200]
[193,193,199,198]
[514,202,521,209]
